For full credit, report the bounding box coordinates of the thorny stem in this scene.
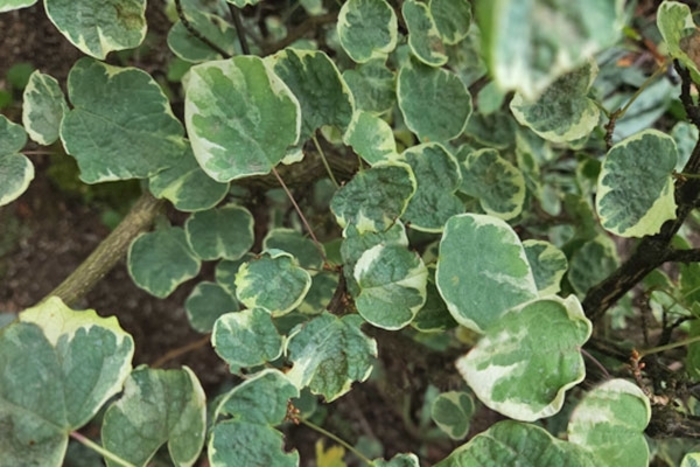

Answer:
[299,418,374,466]
[312,133,339,188]
[174,0,232,58]
[70,431,136,467]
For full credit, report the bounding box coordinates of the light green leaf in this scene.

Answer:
[596,129,677,237]
[0,115,33,206]
[343,110,398,165]
[184,204,254,261]
[568,379,651,467]
[337,0,398,63]
[167,9,237,62]
[212,308,283,374]
[148,145,229,212]
[342,58,396,115]
[184,56,301,182]
[657,1,700,79]
[671,121,698,172]
[429,0,471,45]
[682,452,700,467]
[225,0,260,7]
[45,0,146,59]
[403,0,447,67]
[457,295,592,421]
[445,22,487,87]
[412,273,458,332]
[60,58,185,183]
[0,0,37,13]
[127,227,201,298]
[235,250,312,316]
[298,272,338,314]
[523,239,568,296]
[354,244,428,330]
[22,70,67,145]
[568,236,619,296]
[436,214,538,332]
[463,109,517,149]
[398,60,472,142]
[401,143,464,232]
[285,313,377,401]
[263,228,324,270]
[476,0,624,100]
[431,391,475,440]
[330,162,416,234]
[374,453,421,467]
[459,148,525,220]
[0,297,133,466]
[185,281,239,333]
[510,62,601,143]
[102,366,206,467]
[436,420,596,467]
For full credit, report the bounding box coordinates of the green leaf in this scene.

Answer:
[596,129,677,237]
[45,0,146,59]
[184,204,254,261]
[523,239,568,296]
[457,296,592,421]
[298,271,338,315]
[22,70,68,145]
[342,58,396,115]
[330,162,416,234]
[215,255,252,297]
[397,60,472,142]
[354,244,428,330]
[184,56,301,182]
[0,115,33,206]
[568,379,651,467]
[337,0,398,63]
[403,0,447,67]
[463,109,517,150]
[127,227,201,298]
[459,148,525,220]
[148,145,230,212]
[436,214,538,332]
[101,366,206,467]
[167,9,237,62]
[285,313,377,401]
[401,143,464,232]
[374,453,421,467]
[60,58,185,183]
[263,228,324,270]
[445,23,487,87]
[682,452,700,467]
[476,0,624,100]
[212,308,283,374]
[568,236,619,296]
[235,250,312,316]
[429,0,471,45]
[343,110,399,165]
[436,420,596,467]
[671,121,698,172]
[431,391,475,440]
[411,272,459,332]
[657,1,700,79]
[510,62,601,143]
[0,297,134,466]
[185,281,239,333]
[0,0,37,13]
[225,0,260,7]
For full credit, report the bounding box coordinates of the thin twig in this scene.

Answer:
[229,4,250,55]
[581,348,612,380]
[175,0,232,58]
[151,333,212,369]
[312,134,339,188]
[299,418,373,466]
[70,432,136,467]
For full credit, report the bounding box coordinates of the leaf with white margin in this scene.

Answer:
[285,312,377,401]
[431,391,475,440]
[374,453,421,467]
[459,148,526,220]
[523,239,568,296]
[476,0,624,100]
[568,379,651,467]
[401,143,464,232]
[657,2,700,79]
[225,0,260,7]
[343,110,398,165]
[45,0,146,59]
[0,0,37,13]
[436,214,538,332]
[510,62,600,143]
[337,0,398,63]
[215,254,253,297]
[0,115,33,206]
[298,272,338,315]
[671,121,698,172]
[446,23,487,87]
[457,295,592,421]
[354,244,428,330]
[127,227,201,298]
[430,0,471,45]
[436,420,597,467]
[184,204,254,261]
[596,130,677,237]
[463,109,517,150]
[22,70,67,145]
[342,58,396,115]
[330,162,416,234]
[167,9,237,62]
[403,0,447,67]
[60,58,185,183]
[682,453,700,467]
[184,56,301,182]
[101,366,206,467]
[568,235,619,296]
[148,145,229,212]
[209,369,299,467]
[268,48,354,143]
[0,297,133,467]
[263,228,324,270]
[185,281,239,333]
[212,308,283,374]
[235,250,311,316]
[398,60,472,142]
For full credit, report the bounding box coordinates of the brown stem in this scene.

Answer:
[151,333,212,368]
[262,12,338,55]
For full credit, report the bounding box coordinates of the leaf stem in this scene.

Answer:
[638,334,700,357]
[580,347,611,379]
[151,333,212,368]
[312,134,339,188]
[229,4,250,55]
[299,418,374,466]
[618,64,668,118]
[174,0,232,58]
[70,431,136,467]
